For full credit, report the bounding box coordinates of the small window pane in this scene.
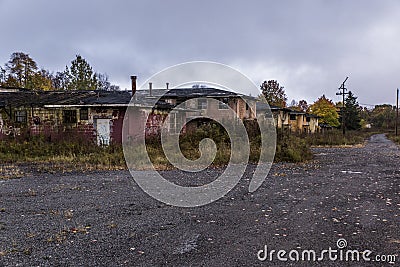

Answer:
[80,108,89,120]
[197,99,207,109]
[63,110,77,123]
[15,110,27,123]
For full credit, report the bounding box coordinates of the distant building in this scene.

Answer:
[257,103,319,133]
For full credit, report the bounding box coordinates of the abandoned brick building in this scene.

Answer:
[0,76,259,145]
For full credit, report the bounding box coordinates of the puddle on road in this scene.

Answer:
[341,170,363,174]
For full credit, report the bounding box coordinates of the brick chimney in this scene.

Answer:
[130,75,137,96]
[149,82,153,97]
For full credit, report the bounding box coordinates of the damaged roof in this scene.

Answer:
[148,88,241,98]
[0,89,132,108]
[134,87,253,100]
[0,87,255,109]
[40,90,132,106]
[256,102,319,118]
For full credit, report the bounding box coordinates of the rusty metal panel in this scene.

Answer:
[111,109,125,144]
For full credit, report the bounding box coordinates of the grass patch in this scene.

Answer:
[0,136,126,171]
[0,164,24,179]
[1,126,378,172]
[304,129,376,147]
[386,132,400,145]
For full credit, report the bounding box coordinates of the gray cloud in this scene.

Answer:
[1,0,400,105]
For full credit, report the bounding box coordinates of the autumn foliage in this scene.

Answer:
[308,95,340,127]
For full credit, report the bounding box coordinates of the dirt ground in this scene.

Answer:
[0,134,399,266]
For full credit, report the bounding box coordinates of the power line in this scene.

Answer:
[359,103,376,107]
[396,88,399,136]
[336,77,349,135]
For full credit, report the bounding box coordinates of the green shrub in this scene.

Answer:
[4,122,357,171]
[274,131,313,162]
[386,132,400,145]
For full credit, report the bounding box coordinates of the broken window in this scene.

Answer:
[15,110,27,123]
[197,99,207,110]
[80,108,89,120]
[63,110,77,123]
[290,114,296,121]
[306,117,311,122]
[218,98,229,110]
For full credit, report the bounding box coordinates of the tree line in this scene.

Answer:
[260,79,396,131]
[0,52,119,91]
[1,52,393,131]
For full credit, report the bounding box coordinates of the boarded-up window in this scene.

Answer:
[80,108,89,120]
[63,110,77,123]
[15,110,27,123]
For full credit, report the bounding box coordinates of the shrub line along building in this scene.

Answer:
[0,76,319,145]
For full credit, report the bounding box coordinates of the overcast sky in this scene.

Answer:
[1,0,400,106]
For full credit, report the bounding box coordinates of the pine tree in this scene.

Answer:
[342,91,361,130]
[5,52,38,88]
[66,55,98,90]
[52,70,70,90]
[96,73,111,91]
[0,67,6,85]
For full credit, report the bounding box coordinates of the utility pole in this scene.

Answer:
[396,88,399,136]
[336,77,349,135]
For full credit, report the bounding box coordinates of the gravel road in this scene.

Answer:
[0,134,399,266]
